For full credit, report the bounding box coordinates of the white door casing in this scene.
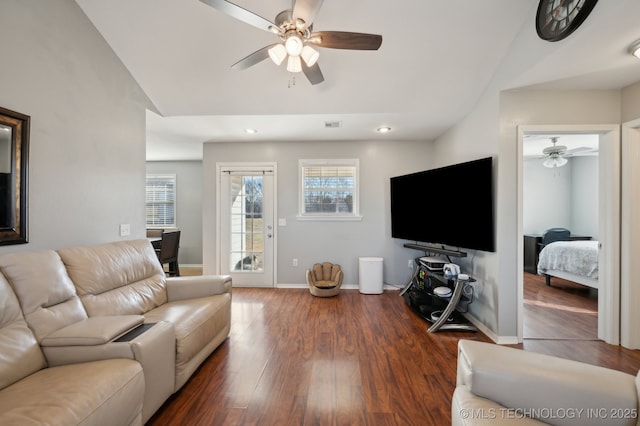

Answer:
[517,124,620,345]
[217,163,276,287]
[621,119,640,348]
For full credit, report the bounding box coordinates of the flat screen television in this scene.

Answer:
[390,156,495,252]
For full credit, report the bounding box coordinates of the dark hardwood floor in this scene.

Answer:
[523,272,597,340]
[148,276,640,425]
[149,288,491,425]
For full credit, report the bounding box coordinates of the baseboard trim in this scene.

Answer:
[462,312,518,345]
[276,284,400,291]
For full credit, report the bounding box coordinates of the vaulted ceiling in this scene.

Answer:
[74,0,640,160]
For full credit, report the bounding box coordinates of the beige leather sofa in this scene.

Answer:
[0,239,231,425]
[453,340,639,426]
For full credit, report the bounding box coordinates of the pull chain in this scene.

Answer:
[288,74,296,88]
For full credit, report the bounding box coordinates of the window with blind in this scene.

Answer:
[298,159,361,220]
[146,174,176,227]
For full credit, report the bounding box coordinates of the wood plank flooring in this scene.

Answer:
[148,288,490,425]
[148,272,640,425]
[523,272,598,340]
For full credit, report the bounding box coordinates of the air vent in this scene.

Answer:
[324,121,342,129]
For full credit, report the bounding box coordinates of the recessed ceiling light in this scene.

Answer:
[376,126,391,133]
[244,128,258,134]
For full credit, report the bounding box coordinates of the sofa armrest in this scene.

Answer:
[166,275,232,302]
[40,315,144,347]
[457,340,638,424]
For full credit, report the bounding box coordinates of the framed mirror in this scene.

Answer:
[0,106,29,245]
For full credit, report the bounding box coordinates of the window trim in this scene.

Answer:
[297,159,362,221]
[146,174,177,228]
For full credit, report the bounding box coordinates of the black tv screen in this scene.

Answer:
[390,157,495,252]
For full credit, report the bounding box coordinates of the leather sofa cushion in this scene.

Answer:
[58,240,167,316]
[0,274,46,390]
[0,359,144,426]
[0,250,88,342]
[144,293,231,382]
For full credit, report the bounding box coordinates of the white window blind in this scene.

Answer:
[146,174,176,227]
[298,159,361,220]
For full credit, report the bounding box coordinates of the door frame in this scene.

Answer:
[516,124,620,344]
[215,162,277,287]
[621,118,640,348]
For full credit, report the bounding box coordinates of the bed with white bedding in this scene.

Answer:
[537,240,599,289]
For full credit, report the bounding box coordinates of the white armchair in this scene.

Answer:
[452,340,639,426]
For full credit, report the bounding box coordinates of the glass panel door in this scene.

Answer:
[220,166,274,287]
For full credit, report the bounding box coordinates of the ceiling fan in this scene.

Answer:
[537,137,596,168]
[542,137,568,167]
[198,0,383,85]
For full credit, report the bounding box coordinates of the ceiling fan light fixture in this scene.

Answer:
[295,18,306,31]
[284,33,304,57]
[629,39,640,59]
[301,45,319,67]
[543,156,568,168]
[268,44,287,66]
[286,55,302,73]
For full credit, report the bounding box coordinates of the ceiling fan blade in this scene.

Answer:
[302,62,324,85]
[231,44,279,70]
[308,31,382,50]
[199,0,275,32]
[565,146,597,157]
[292,0,324,29]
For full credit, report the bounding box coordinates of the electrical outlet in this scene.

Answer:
[408,259,413,269]
[292,258,298,267]
[119,224,131,237]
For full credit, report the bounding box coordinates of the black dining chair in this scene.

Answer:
[540,227,571,247]
[156,230,181,276]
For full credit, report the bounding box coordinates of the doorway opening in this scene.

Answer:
[517,125,620,345]
[522,133,599,340]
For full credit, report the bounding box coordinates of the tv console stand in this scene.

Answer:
[400,257,476,333]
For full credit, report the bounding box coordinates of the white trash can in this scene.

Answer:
[359,257,384,294]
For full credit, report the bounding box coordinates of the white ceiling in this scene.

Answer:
[74,0,640,160]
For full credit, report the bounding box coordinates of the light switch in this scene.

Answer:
[119,224,131,236]
[278,218,286,226]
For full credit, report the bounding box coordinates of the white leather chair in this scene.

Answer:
[452,340,639,426]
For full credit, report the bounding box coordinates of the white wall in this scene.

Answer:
[203,140,435,287]
[523,159,572,235]
[622,81,640,122]
[146,161,203,265]
[0,0,153,252]
[523,156,599,239]
[429,0,625,339]
[571,156,599,239]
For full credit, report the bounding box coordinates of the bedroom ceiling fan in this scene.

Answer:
[524,136,598,168]
[542,137,568,168]
[198,0,383,85]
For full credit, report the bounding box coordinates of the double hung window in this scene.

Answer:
[298,159,361,220]
[146,174,176,227]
